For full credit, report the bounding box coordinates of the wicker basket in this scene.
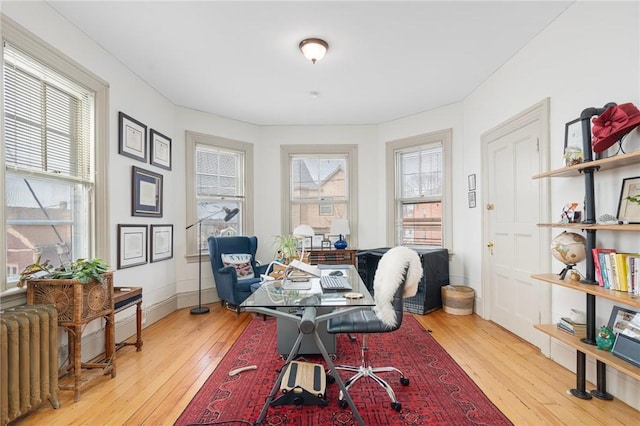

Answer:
[26,272,114,327]
[441,285,474,315]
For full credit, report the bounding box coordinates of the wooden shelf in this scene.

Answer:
[537,223,640,231]
[532,150,640,179]
[532,273,640,308]
[534,324,640,382]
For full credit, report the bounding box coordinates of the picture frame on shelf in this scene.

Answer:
[150,224,173,263]
[150,129,172,170]
[328,235,339,246]
[564,118,582,150]
[321,239,332,249]
[312,234,323,249]
[608,305,640,339]
[117,224,148,269]
[616,176,640,224]
[468,191,476,208]
[118,112,147,162]
[132,166,163,217]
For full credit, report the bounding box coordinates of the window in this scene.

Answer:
[281,145,358,245]
[185,131,254,258]
[386,129,452,249]
[2,21,108,293]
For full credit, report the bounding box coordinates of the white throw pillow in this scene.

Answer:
[221,253,255,280]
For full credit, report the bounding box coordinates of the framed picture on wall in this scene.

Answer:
[132,166,163,217]
[150,129,172,170]
[117,224,147,269]
[118,112,147,162]
[468,191,476,208]
[150,224,173,262]
[617,176,640,224]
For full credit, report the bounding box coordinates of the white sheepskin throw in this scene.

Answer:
[373,246,423,327]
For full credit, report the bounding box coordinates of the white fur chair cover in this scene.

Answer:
[373,246,423,327]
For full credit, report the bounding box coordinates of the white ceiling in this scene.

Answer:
[47,1,573,126]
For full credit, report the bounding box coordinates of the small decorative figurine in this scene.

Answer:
[596,326,615,351]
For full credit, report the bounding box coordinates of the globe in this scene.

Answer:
[550,231,587,266]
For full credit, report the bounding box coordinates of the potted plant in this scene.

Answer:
[272,234,300,263]
[20,256,113,325]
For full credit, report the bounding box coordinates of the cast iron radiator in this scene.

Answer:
[0,304,60,424]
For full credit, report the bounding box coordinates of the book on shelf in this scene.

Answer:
[598,251,615,289]
[592,248,615,287]
[559,316,586,330]
[556,321,586,338]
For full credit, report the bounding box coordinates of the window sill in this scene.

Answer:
[0,286,27,309]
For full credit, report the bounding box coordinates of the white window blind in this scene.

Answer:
[4,42,94,181]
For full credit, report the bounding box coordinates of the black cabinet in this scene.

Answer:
[356,247,450,314]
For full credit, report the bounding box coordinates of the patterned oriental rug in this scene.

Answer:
[175,315,512,426]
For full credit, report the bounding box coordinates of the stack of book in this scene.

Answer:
[592,248,640,294]
[557,317,586,338]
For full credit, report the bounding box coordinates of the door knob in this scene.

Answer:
[486,203,495,210]
[487,242,494,255]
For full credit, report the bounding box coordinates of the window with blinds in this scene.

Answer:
[3,42,95,286]
[194,143,244,250]
[396,143,443,246]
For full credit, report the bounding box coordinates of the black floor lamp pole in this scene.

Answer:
[186,207,240,315]
[191,220,210,315]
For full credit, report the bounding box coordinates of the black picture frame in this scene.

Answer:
[150,129,172,170]
[616,176,640,224]
[132,166,163,217]
[118,112,147,162]
[564,118,582,150]
[150,224,173,262]
[117,224,148,269]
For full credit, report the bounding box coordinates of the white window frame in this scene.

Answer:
[385,129,452,250]
[185,130,254,261]
[1,16,109,296]
[280,145,358,246]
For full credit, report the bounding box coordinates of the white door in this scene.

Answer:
[482,100,550,346]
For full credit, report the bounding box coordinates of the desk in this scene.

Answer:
[241,265,373,426]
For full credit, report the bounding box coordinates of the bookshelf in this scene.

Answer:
[307,249,357,266]
[531,117,639,401]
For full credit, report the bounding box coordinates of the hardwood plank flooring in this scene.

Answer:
[14,305,639,425]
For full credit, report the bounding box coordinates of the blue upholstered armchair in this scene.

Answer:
[207,236,269,314]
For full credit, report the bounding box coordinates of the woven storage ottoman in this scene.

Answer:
[441,285,474,315]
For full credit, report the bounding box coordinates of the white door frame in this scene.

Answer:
[480,98,552,352]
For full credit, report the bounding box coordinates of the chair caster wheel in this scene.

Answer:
[339,400,348,408]
[391,402,402,412]
[400,377,410,386]
[326,374,335,384]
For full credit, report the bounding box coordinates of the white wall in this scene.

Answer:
[463,1,640,408]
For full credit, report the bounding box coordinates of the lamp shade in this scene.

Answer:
[293,224,315,238]
[330,219,350,236]
[299,38,328,64]
[330,219,350,250]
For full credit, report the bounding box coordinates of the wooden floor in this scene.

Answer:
[15,304,639,425]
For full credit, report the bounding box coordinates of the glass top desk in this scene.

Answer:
[241,265,373,426]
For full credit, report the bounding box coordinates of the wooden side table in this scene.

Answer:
[111,287,143,352]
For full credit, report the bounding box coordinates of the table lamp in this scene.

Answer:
[293,224,315,262]
[330,219,350,250]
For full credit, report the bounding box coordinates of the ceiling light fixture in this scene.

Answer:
[299,38,328,64]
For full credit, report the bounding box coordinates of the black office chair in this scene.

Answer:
[327,246,422,412]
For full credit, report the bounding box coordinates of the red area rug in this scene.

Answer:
[175,315,512,426]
